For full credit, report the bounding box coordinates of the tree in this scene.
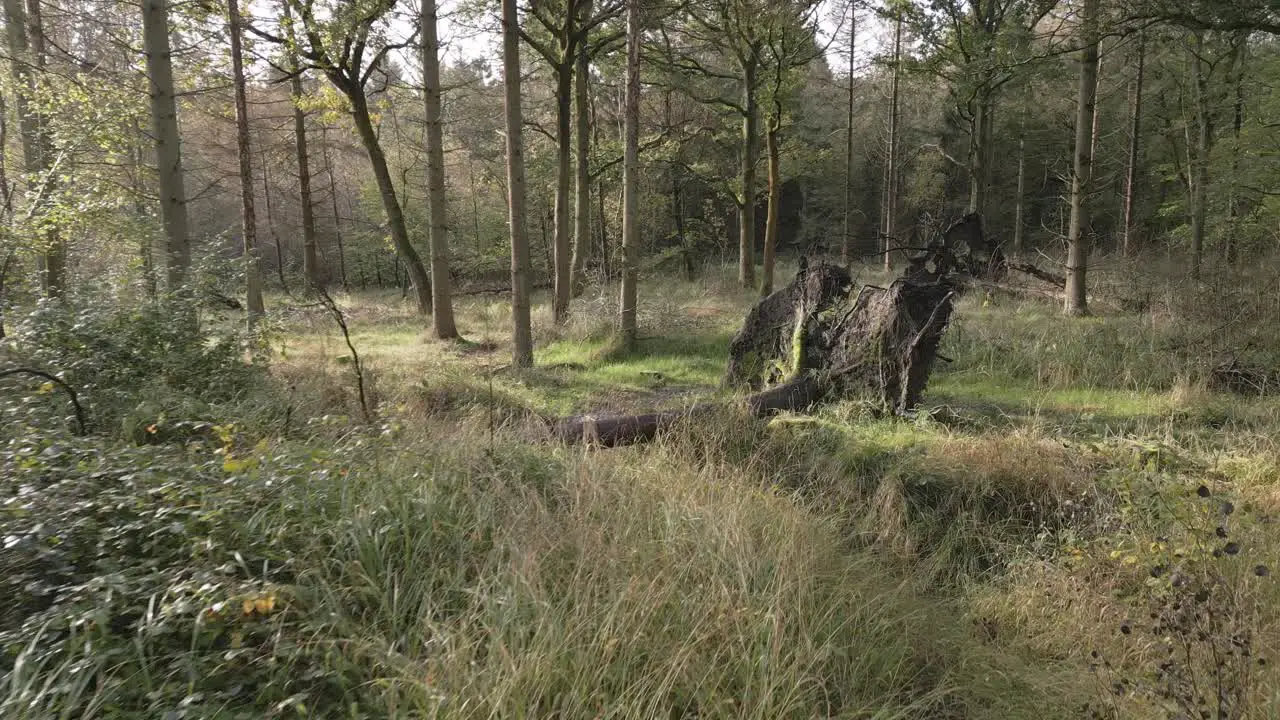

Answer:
[229,0,265,327]
[503,0,534,367]
[570,29,593,297]
[520,0,620,322]
[841,1,857,269]
[421,0,458,338]
[3,0,62,297]
[758,0,822,296]
[1121,28,1144,256]
[905,0,1057,220]
[619,0,640,347]
[257,0,433,316]
[282,1,320,287]
[1065,0,1099,316]
[142,0,191,290]
[659,0,769,287]
[882,12,902,273]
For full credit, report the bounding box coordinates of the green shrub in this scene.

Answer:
[2,298,261,436]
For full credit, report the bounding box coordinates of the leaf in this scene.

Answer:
[37,382,54,394]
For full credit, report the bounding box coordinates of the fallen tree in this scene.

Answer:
[551,214,1006,447]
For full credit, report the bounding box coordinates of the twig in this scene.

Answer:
[0,367,87,435]
[310,284,372,423]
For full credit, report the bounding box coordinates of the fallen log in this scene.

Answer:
[550,375,822,446]
[1007,260,1066,289]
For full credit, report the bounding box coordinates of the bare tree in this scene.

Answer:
[502,0,534,367]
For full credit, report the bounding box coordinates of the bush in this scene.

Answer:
[1,298,261,437]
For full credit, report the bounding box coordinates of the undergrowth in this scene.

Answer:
[4,259,1280,717]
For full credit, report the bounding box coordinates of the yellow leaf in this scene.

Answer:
[37,382,54,394]
[242,599,255,616]
[254,594,276,615]
[230,631,243,649]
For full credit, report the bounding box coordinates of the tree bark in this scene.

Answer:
[882,15,901,273]
[229,0,264,328]
[260,140,289,293]
[1122,29,1144,257]
[552,374,822,446]
[738,56,758,287]
[619,0,641,349]
[502,0,533,367]
[322,127,348,291]
[760,119,781,297]
[552,37,575,323]
[967,97,989,216]
[1013,132,1026,255]
[422,0,458,338]
[284,2,319,288]
[1065,0,1099,316]
[1224,36,1246,266]
[570,26,592,297]
[841,5,856,268]
[141,0,190,290]
[1188,33,1210,281]
[345,88,433,315]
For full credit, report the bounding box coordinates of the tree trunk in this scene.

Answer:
[619,0,641,349]
[130,122,158,298]
[551,39,574,323]
[501,0,533,367]
[1188,33,1210,281]
[760,119,781,297]
[322,127,348,291]
[1224,37,1246,266]
[346,87,433,315]
[260,141,288,293]
[738,57,758,288]
[1122,29,1144,257]
[285,2,319,288]
[229,0,264,328]
[882,15,901,273]
[967,98,988,216]
[841,5,856,268]
[141,0,190,290]
[6,0,64,297]
[1065,0,1099,316]
[570,28,592,297]
[422,0,458,338]
[1013,131,1026,255]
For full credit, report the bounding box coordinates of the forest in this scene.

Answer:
[2,0,1280,716]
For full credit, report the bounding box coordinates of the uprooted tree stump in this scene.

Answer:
[552,214,1000,447]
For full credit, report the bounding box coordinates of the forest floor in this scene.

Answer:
[259,259,1280,718]
[6,260,1280,718]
